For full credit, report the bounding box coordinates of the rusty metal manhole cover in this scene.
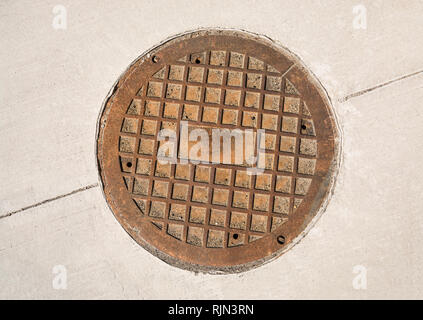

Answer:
[96,29,339,273]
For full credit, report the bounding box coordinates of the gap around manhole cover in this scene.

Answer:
[96,29,340,273]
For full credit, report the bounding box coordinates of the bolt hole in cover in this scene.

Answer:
[96,29,340,273]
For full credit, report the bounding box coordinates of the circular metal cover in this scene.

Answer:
[97,29,339,273]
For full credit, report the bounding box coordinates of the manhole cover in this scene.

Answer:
[97,29,339,273]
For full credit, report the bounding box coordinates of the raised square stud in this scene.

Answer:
[121,157,133,173]
[147,81,163,97]
[175,163,191,180]
[153,67,165,80]
[280,136,296,153]
[192,186,209,203]
[127,99,142,115]
[265,76,282,91]
[294,198,303,211]
[230,211,247,230]
[212,188,229,206]
[255,174,272,191]
[232,191,249,209]
[167,223,184,240]
[209,50,226,66]
[168,65,185,81]
[209,209,226,227]
[225,89,241,107]
[121,118,138,134]
[187,227,204,247]
[295,177,312,195]
[227,71,243,87]
[221,109,238,125]
[275,175,292,193]
[119,136,136,153]
[229,52,245,68]
[163,103,180,119]
[281,116,298,133]
[246,73,262,89]
[283,97,301,114]
[244,92,260,108]
[228,232,245,247]
[141,119,157,135]
[169,204,186,221]
[278,155,294,173]
[259,133,276,151]
[207,229,224,248]
[136,158,152,175]
[157,139,172,158]
[261,114,278,131]
[189,207,207,224]
[207,69,224,84]
[271,216,288,232]
[253,193,270,211]
[202,107,219,123]
[160,121,176,132]
[214,168,232,185]
[172,183,189,201]
[166,83,182,100]
[185,86,202,102]
[194,166,211,183]
[191,52,206,64]
[187,66,205,83]
[152,180,169,198]
[248,57,265,70]
[300,138,317,156]
[242,111,258,128]
[273,196,290,214]
[149,201,166,218]
[144,100,160,117]
[250,214,268,233]
[205,88,221,104]
[155,162,171,177]
[133,177,149,196]
[133,198,148,215]
[263,94,280,111]
[301,119,316,136]
[235,170,251,188]
[182,104,199,121]
[297,158,316,175]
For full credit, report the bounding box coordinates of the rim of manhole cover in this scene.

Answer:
[96,29,340,274]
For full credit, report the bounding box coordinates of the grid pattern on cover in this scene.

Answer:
[117,50,317,248]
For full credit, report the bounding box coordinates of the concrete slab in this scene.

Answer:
[1,72,422,299]
[2,0,423,214]
[1,0,423,299]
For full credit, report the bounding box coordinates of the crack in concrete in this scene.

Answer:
[2,67,420,222]
[340,69,423,102]
[0,183,99,220]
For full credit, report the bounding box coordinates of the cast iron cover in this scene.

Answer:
[97,29,339,273]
